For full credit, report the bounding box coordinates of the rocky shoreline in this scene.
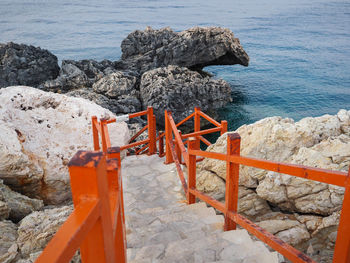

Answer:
[0,26,348,263]
[1,26,249,129]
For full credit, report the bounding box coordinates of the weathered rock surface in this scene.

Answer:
[117,26,249,73]
[67,71,141,114]
[0,86,130,204]
[0,180,44,222]
[0,220,18,263]
[196,110,350,262]
[0,42,59,88]
[16,206,73,259]
[39,59,117,93]
[198,110,350,215]
[140,65,232,126]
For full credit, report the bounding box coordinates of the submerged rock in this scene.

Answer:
[0,86,130,204]
[140,65,232,126]
[117,26,249,73]
[0,42,59,88]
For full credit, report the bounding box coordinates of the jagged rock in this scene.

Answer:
[0,180,44,222]
[0,42,59,88]
[140,65,231,126]
[39,59,117,93]
[198,110,350,215]
[0,220,18,263]
[67,71,141,114]
[117,26,249,73]
[0,200,10,220]
[17,206,73,259]
[0,86,130,204]
[256,135,349,215]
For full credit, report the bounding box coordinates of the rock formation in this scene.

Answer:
[140,65,232,126]
[196,109,350,260]
[0,42,59,88]
[0,86,130,204]
[116,26,249,73]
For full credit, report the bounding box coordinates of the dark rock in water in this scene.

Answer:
[39,59,118,93]
[0,42,59,88]
[67,71,141,114]
[140,65,232,126]
[116,26,249,73]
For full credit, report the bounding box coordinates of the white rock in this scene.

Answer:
[0,86,130,204]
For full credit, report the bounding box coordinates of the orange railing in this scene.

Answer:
[35,147,126,263]
[164,110,350,263]
[92,106,157,156]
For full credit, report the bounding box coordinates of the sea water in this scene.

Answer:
[1,0,350,130]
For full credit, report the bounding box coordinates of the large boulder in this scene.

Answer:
[117,26,249,73]
[0,86,130,204]
[0,42,59,88]
[140,65,232,126]
[67,71,141,114]
[39,59,117,93]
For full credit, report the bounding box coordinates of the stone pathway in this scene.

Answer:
[122,154,279,263]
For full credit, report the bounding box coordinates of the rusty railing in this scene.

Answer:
[35,147,126,263]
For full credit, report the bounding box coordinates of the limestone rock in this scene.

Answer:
[0,220,18,263]
[39,59,117,93]
[17,205,73,258]
[0,42,59,88]
[117,26,249,73]
[140,65,231,126]
[0,180,44,222]
[0,86,130,204]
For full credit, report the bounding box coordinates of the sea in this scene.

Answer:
[1,0,350,131]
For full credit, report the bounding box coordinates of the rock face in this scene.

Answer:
[117,26,249,73]
[16,206,73,260]
[140,65,232,126]
[196,109,350,260]
[0,220,18,263]
[0,42,59,88]
[38,59,117,93]
[67,71,141,114]
[0,180,43,222]
[0,86,130,204]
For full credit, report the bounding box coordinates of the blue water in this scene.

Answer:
[1,0,350,130]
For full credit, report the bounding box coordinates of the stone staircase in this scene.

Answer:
[122,154,279,263]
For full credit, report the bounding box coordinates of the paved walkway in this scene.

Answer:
[122,154,279,263]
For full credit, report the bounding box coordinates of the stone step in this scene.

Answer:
[127,229,279,263]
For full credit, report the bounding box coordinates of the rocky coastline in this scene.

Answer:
[0,26,348,263]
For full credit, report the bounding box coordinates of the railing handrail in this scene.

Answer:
[36,150,126,263]
[179,131,349,263]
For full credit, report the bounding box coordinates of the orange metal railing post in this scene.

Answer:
[194,107,201,149]
[224,133,241,231]
[175,130,182,163]
[165,110,174,164]
[68,151,117,263]
[147,107,157,155]
[92,116,100,151]
[105,147,126,262]
[159,132,164,157]
[188,137,199,204]
[221,120,228,136]
[333,170,350,263]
